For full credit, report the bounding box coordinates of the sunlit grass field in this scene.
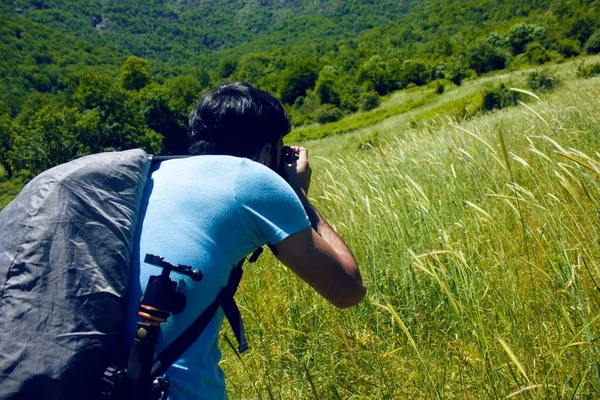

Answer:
[222,72,600,398]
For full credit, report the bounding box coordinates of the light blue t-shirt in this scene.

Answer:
[125,156,310,399]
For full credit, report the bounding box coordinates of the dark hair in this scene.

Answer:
[188,82,291,157]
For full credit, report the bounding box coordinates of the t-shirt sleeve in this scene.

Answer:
[235,159,310,247]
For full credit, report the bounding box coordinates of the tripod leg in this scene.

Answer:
[126,321,160,400]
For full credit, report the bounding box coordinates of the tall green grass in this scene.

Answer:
[222,76,600,398]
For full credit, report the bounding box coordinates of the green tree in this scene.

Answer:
[555,39,580,58]
[399,60,430,87]
[360,90,380,111]
[140,84,182,154]
[165,75,203,119]
[315,104,343,124]
[193,67,211,89]
[12,105,80,174]
[217,58,238,79]
[357,56,392,95]
[73,72,129,152]
[315,66,340,106]
[73,71,162,154]
[467,40,509,74]
[487,32,509,49]
[74,108,102,155]
[337,76,361,113]
[235,54,272,87]
[119,56,152,91]
[446,53,472,86]
[160,74,204,153]
[567,14,597,45]
[584,31,600,54]
[508,23,545,55]
[525,42,551,64]
[73,71,114,111]
[279,58,320,105]
[0,111,15,178]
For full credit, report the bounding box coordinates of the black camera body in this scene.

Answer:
[278,146,297,179]
[282,146,297,164]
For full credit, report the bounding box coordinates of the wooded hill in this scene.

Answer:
[1,0,417,62]
[1,0,600,204]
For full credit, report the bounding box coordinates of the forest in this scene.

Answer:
[1,0,600,205]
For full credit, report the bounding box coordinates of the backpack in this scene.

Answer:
[0,149,251,400]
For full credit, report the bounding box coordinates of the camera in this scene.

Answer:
[281,146,297,164]
[277,146,297,179]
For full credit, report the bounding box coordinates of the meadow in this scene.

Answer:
[220,66,600,398]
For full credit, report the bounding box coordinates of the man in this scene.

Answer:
[125,82,366,399]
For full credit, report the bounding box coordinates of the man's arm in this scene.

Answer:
[272,147,366,308]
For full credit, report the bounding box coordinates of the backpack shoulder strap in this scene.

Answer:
[150,247,263,378]
[150,155,190,166]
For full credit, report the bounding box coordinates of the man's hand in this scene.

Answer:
[284,146,312,195]
[275,144,366,308]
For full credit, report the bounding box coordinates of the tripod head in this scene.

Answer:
[140,254,203,318]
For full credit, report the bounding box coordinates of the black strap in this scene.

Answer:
[221,296,248,353]
[150,255,251,378]
[150,155,190,166]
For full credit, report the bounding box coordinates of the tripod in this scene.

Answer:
[101,254,202,400]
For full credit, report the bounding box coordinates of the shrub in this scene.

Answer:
[315,104,343,124]
[555,39,580,58]
[447,53,472,85]
[508,23,546,55]
[584,31,600,54]
[286,107,311,127]
[435,82,445,95]
[467,40,509,74]
[481,83,522,111]
[527,70,561,92]
[357,131,381,151]
[399,60,430,87]
[525,42,551,64]
[315,66,340,106]
[577,62,600,78]
[360,91,380,111]
[357,56,392,95]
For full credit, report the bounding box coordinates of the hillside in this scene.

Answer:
[1,0,417,63]
[0,14,127,116]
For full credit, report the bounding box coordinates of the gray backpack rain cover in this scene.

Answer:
[0,149,152,400]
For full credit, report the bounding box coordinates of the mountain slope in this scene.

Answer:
[2,0,419,63]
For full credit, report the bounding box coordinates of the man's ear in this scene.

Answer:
[255,143,272,165]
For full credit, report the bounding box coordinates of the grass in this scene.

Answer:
[287,88,436,142]
[3,54,600,398]
[221,70,600,398]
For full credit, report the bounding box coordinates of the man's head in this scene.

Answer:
[188,82,291,168]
